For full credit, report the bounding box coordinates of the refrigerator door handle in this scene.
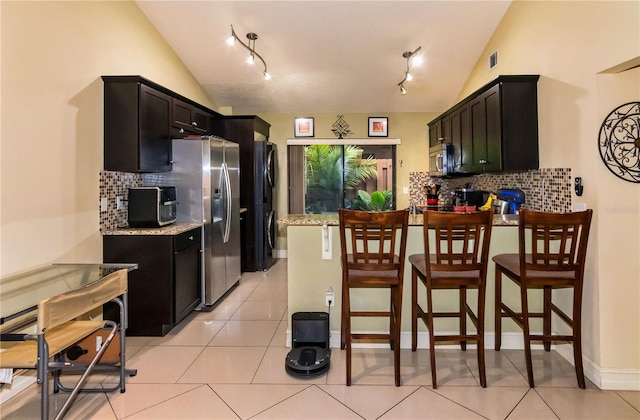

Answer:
[222,162,232,243]
[267,148,275,188]
[267,210,275,251]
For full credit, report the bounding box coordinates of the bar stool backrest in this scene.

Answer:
[339,209,409,277]
[518,210,593,277]
[423,210,493,276]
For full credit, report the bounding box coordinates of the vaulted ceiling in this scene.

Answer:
[136,1,511,114]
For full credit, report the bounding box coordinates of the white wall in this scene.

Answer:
[0,1,217,276]
[460,0,640,385]
[595,67,640,388]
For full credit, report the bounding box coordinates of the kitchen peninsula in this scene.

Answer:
[280,213,521,348]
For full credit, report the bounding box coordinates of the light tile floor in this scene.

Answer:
[2,259,639,419]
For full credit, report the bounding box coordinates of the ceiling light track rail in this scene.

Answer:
[397,46,422,95]
[227,25,271,80]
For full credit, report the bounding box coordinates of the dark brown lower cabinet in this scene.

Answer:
[103,227,201,336]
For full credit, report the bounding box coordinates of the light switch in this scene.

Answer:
[402,186,409,195]
[100,197,108,212]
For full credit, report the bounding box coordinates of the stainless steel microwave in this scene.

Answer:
[429,143,453,177]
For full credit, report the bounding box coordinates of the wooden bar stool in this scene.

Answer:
[338,208,409,386]
[493,209,593,388]
[409,210,493,388]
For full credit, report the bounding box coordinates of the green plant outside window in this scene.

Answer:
[304,144,393,213]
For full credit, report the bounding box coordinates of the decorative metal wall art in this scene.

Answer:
[331,115,351,139]
[598,101,640,183]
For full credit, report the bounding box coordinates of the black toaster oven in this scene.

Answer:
[127,186,177,228]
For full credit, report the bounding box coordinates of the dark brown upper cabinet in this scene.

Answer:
[171,98,212,137]
[428,75,539,175]
[103,77,172,173]
[102,75,223,173]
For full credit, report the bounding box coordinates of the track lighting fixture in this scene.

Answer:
[397,46,422,95]
[227,25,271,80]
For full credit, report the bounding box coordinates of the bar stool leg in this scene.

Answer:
[543,286,552,352]
[573,286,586,389]
[460,286,467,351]
[521,286,535,387]
[341,275,347,351]
[477,280,487,387]
[426,281,438,388]
[343,281,352,385]
[389,290,395,351]
[411,268,418,351]
[494,269,503,351]
[393,284,402,386]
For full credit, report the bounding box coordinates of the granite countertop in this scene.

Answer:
[278,213,519,227]
[102,222,203,236]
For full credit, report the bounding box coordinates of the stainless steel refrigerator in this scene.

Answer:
[143,136,241,307]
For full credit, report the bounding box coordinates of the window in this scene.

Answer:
[288,141,397,214]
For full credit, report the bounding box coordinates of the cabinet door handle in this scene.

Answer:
[179,128,185,134]
[479,159,487,164]
[192,121,198,127]
[188,236,194,241]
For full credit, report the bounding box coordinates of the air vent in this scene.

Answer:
[489,52,498,69]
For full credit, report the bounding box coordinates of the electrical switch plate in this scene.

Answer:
[100,197,108,212]
[402,186,409,195]
[574,202,587,211]
[321,224,332,260]
[116,196,124,211]
[325,290,335,306]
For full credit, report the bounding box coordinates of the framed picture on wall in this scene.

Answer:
[294,117,314,137]
[368,117,388,137]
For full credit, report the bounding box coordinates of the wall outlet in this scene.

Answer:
[325,289,335,307]
[100,197,108,212]
[116,196,124,210]
[402,186,409,195]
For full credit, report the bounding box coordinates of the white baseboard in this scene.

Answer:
[554,343,640,391]
[286,330,640,390]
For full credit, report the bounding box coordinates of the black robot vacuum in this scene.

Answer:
[285,312,331,378]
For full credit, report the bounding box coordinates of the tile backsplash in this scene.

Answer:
[99,171,142,231]
[409,168,572,213]
[101,168,572,231]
